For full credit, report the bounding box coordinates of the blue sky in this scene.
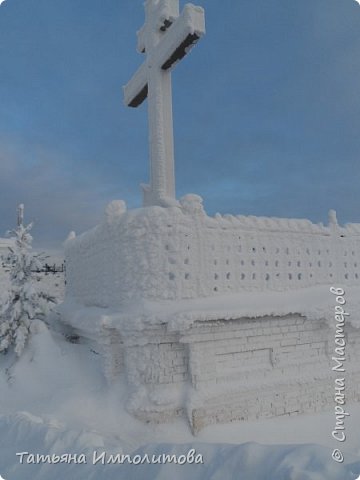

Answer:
[0,0,360,249]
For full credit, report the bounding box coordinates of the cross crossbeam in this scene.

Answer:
[124,0,205,207]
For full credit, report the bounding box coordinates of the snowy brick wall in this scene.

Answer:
[184,315,331,389]
[117,314,360,432]
[187,316,360,431]
[65,198,360,307]
[124,328,188,387]
[101,327,124,381]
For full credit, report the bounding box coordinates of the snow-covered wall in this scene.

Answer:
[65,196,360,307]
[96,311,360,432]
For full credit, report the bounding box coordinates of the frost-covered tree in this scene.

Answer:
[0,204,55,356]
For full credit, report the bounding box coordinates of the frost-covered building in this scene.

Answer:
[62,200,360,432]
[61,0,360,433]
[0,238,13,255]
[0,238,13,269]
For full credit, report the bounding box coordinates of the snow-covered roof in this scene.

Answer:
[0,237,13,249]
[0,237,14,251]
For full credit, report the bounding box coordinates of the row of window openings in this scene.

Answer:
[211,243,335,256]
[238,260,358,268]
[169,272,359,281]
[169,243,358,258]
[211,273,358,291]
[184,258,358,268]
[169,241,357,255]
[234,272,358,281]
[170,247,358,266]
[209,244,358,257]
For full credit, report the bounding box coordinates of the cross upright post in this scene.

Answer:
[124,0,205,207]
[17,203,24,227]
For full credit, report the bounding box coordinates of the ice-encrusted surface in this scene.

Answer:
[65,198,360,308]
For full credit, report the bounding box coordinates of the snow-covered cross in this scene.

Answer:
[124,0,205,207]
[17,203,24,227]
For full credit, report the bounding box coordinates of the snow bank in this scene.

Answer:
[0,413,359,480]
[0,321,360,479]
